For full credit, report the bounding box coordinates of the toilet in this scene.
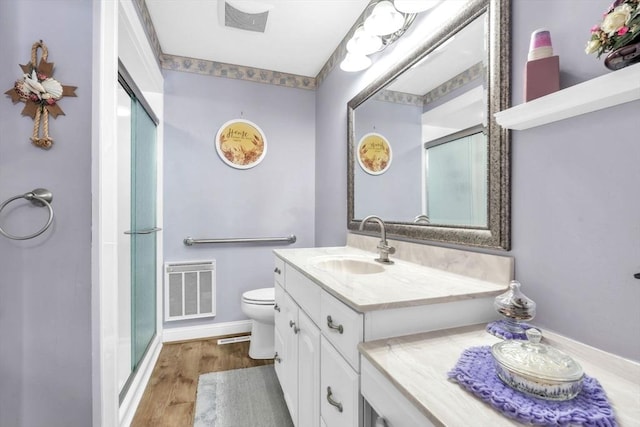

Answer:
[241,287,275,359]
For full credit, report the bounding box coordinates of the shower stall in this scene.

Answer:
[116,71,159,400]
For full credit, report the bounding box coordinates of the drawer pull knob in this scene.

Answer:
[274,267,282,274]
[327,315,344,334]
[274,304,281,312]
[326,387,343,413]
[289,320,300,334]
[375,416,388,427]
[274,352,281,363]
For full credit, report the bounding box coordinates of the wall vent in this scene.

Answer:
[164,260,216,322]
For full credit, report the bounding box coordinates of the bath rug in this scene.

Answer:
[447,346,617,426]
[193,365,293,427]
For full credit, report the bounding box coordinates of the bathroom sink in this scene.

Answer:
[310,256,385,275]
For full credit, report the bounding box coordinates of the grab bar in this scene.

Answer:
[0,188,54,240]
[184,235,296,246]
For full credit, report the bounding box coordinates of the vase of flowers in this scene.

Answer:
[586,0,640,70]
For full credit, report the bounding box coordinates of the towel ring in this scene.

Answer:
[0,188,54,240]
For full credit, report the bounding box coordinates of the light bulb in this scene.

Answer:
[364,1,405,36]
[347,26,382,55]
[340,53,372,72]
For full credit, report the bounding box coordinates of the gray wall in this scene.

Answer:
[315,0,640,361]
[509,0,640,360]
[0,1,93,426]
[162,70,316,328]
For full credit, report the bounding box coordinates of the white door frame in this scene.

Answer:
[92,1,164,425]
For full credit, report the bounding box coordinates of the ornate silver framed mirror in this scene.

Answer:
[348,0,511,250]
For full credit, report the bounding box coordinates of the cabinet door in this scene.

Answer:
[275,285,299,426]
[320,337,360,427]
[298,310,320,427]
[274,283,288,384]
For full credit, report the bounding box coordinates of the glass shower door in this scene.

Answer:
[130,97,158,371]
[117,75,159,399]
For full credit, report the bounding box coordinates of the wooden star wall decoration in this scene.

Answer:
[4,40,77,149]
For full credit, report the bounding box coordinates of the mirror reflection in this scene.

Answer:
[348,0,511,249]
[353,13,487,227]
[425,125,487,226]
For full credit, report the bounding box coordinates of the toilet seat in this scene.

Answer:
[242,287,275,305]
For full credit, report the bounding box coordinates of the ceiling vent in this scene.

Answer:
[223,1,271,33]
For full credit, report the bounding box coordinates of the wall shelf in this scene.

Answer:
[495,62,640,130]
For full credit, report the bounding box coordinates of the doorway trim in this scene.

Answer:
[92,0,164,425]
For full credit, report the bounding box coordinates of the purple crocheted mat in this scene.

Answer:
[486,320,533,340]
[447,346,617,427]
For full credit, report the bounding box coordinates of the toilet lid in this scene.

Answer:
[242,287,275,305]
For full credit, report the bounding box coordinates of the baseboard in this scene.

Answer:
[119,335,162,427]
[162,320,252,343]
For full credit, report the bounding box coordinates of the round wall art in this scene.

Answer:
[215,119,267,169]
[357,132,392,175]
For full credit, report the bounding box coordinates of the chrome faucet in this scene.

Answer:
[359,215,395,264]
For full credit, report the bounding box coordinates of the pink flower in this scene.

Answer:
[618,26,629,35]
[37,73,47,80]
[46,98,56,105]
[29,94,38,102]
[591,24,601,33]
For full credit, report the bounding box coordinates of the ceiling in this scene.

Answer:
[146,0,371,77]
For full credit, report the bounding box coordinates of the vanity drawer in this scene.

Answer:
[286,265,321,326]
[361,357,435,427]
[320,290,363,371]
[320,337,360,427]
[274,257,285,287]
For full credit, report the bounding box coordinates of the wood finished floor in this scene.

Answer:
[131,335,273,427]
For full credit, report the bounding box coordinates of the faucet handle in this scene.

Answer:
[377,241,395,254]
[375,241,395,264]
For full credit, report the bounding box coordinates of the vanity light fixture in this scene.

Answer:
[393,0,440,13]
[340,0,426,72]
[347,26,383,55]
[340,52,373,72]
[364,0,405,35]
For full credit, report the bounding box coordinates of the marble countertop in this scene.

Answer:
[274,246,507,312]
[359,324,640,426]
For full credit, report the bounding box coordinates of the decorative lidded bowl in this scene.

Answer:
[494,280,536,334]
[491,329,584,400]
[494,280,536,321]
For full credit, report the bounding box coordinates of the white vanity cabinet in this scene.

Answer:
[275,260,363,427]
[273,244,512,427]
[274,273,321,427]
